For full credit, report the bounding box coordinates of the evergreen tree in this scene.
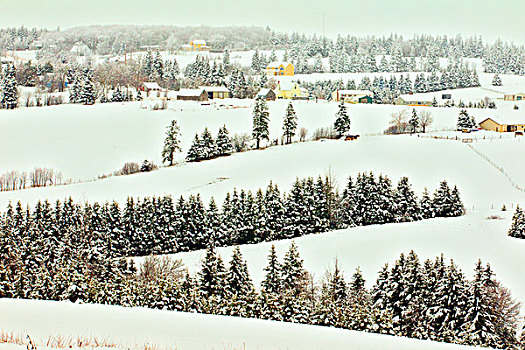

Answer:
[186,133,203,162]
[508,206,525,239]
[261,245,281,294]
[200,127,218,160]
[333,100,351,137]
[419,187,435,219]
[457,109,474,130]
[408,109,420,134]
[283,102,298,144]
[281,241,306,296]
[216,125,234,156]
[395,177,422,222]
[162,120,182,166]
[226,246,253,295]
[252,97,270,149]
[1,64,18,109]
[198,244,227,299]
[492,73,502,86]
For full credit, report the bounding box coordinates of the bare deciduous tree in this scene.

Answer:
[138,255,186,284]
[389,109,409,134]
[419,110,434,133]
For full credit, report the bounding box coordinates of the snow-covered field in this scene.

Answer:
[0,299,492,350]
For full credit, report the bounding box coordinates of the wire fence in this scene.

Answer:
[466,144,525,193]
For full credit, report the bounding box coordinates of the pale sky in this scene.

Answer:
[3,0,525,44]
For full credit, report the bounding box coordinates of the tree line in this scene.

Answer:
[0,173,464,259]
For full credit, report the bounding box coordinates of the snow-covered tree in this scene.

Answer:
[1,64,18,109]
[216,125,234,156]
[283,102,298,144]
[408,109,420,134]
[508,206,525,239]
[252,97,270,149]
[162,120,182,166]
[492,73,502,86]
[333,100,351,137]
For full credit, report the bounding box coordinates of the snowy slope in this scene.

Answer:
[0,97,521,182]
[0,136,523,210]
[0,299,493,350]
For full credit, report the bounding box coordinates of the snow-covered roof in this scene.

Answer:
[176,88,206,97]
[278,81,299,91]
[257,88,274,96]
[398,94,434,102]
[338,89,373,96]
[200,86,229,93]
[480,117,525,126]
[70,42,91,56]
[192,40,206,45]
[267,61,292,68]
[142,82,161,90]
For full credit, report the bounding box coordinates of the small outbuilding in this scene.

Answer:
[139,82,162,97]
[176,88,208,102]
[200,86,231,99]
[256,88,276,101]
[332,90,374,103]
[395,94,433,107]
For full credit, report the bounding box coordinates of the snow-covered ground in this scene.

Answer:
[1,95,522,182]
[0,299,492,350]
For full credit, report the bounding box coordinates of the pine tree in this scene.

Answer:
[395,177,422,222]
[408,109,420,134]
[200,127,218,160]
[492,73,502,86]
[216,125,234,156]
[186,134,203,162]
[281,241,306,296]
[457,109,474,130]
[252,97,270,149]
[419,187,435,219]
[1,64,18,109]
[198,244,227,299]
[508,206,525,239]
[283,102,298,144]
[333,100,351,137]
[226,246,253,296]
[261,245,281,294]
[162,120,182,166]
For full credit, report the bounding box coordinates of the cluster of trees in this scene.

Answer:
[0,174,464,259]
[0,167,64,192]
[0,26,45,50]
[0,64,19,109]
[184,56,227,88]
[456,109,477,130]
[186,126,234,162]
[387,109,433,134]
[508,206,525,239]
[1,213,522,350]
[68,67,95,105]
[302,65,479,103]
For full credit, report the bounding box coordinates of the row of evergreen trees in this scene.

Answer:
[186,126,234,162]
[68,67,95,105]
[0,174,464,259]
[0,223,521,350]
[0,64,18,109]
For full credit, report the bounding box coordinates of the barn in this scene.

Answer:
[176,89,208,102]
[256,88,276,101]
[479,117,525,132]
[200,86,231,99]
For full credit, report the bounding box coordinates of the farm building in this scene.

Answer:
[266,62,294,76]
[504,93,525,101]
[176,88,208,101]
[139,82,162,97]
[332,90,373,103]
[182,40,209,51]
[276,81,308,99]
[256,88,276,101]
[395,94,433,106]
[70,42,92,57]
[479,117,525,132]
[200,86,231,99]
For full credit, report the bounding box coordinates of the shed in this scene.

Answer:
[200,86,231,99]
[256,88,276,101]
[139,82,162,97]
[176,89,208,101]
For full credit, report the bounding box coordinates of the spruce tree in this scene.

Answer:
[395,177,422,222]
[252,97,270,149]
[334,100,351,137]
[80,70,95,105]
[1,64,18,109]
[186,134,203,162]
[226,246,253,296]
[198,244,227,299]
[408,109,420,134]
[261,245,281,294]
[162,120,182,166]
[492,73,502,86]
[216,125,234,156]
[508,206,525,239]
[200,127,218,160]
[283,101,298,144]
[281,241,306,296]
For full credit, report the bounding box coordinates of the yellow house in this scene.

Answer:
[504,93,525,101]
[182,40,209,51]
[479,117,525,132]
[266,62,294,76]
[276,81,308,99]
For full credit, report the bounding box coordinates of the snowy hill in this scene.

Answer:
[0,299,493,350]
